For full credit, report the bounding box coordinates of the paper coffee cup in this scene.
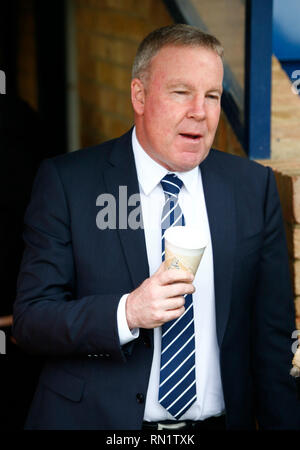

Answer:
[164,226,206,275]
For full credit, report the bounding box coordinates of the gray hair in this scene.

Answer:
[132,24,224,82]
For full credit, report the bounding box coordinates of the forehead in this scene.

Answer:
[147,44,223,87]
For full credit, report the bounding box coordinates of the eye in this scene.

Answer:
[174,90,188,95]
[207,93,220,101]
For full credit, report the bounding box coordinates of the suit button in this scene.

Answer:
[136,393,145,404]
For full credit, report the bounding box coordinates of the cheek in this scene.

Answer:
[145,103,176,140]
[146,92,179,124]
[151,99,171,121]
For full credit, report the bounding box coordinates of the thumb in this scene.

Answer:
[155,260,167,275]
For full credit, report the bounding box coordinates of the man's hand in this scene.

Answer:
[126,263,195,329]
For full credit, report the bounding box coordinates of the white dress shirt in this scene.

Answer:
[117,127,225,421]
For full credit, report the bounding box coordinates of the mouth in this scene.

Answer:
[179,133,203,142]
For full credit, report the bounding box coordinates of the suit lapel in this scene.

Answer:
[103,130,150,290]
[200,151,236,348]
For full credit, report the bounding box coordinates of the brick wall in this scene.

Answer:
[271,56,300,160]
[258,57,300,329]
[75,0,173,147]
[259,159,300,329]
[213,111,246,157]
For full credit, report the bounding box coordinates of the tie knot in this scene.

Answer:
[161,173,183,197]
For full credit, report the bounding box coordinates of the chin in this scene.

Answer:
[170,161,201,173]
[174,152,208,172]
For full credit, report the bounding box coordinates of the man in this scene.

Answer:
[13,24,300,430]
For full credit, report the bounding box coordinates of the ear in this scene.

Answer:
[131,78,145,116]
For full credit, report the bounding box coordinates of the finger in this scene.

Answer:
[162,282,195,298]
[163,305,185,323]
[155,261,167,276]
[149,304,186,328]
[159,268,194,285]
[162,296,186,311]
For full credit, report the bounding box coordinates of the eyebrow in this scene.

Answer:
[167,81,223,94]
[209,87,223,94]
[166,81,194,90]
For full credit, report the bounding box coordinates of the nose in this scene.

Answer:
[187,95,206,121]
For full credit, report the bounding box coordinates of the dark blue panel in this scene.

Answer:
[245,0,272,159]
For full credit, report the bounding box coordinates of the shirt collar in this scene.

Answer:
[131,127,199,196]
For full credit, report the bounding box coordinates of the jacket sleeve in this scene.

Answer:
[12,159,126,361]
[252,167,300,429]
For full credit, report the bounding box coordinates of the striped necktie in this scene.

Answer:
[158,173,197,419]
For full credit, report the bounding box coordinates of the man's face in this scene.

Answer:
[131,44,223,172]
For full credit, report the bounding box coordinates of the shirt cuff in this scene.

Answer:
[117,294,140,346]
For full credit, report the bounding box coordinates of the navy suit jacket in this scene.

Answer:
[13,129,300,429]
